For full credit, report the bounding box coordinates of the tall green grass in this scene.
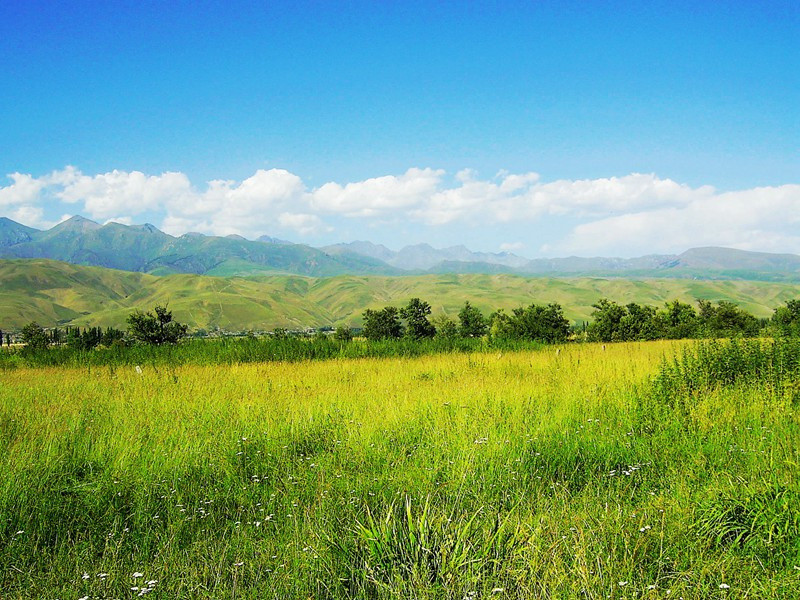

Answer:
[0,335,546,369]
[1,341,799,598]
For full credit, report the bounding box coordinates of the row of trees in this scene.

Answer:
[12,298,800,352]
[585,299,763,342]
[17,306,187,351]
[360,297,800,344]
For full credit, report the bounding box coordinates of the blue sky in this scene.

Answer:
[1,1,798,257]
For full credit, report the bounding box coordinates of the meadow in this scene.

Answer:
[2,339,799,598]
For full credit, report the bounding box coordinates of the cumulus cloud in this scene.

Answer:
[552,184,800,256]
[57,169,194,219]
[1,165,798,256]
[500,242,525,252]
[0,172,46,207]
[311,168,444,217]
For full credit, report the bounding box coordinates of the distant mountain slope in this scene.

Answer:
[2,258,799,330]
[0,216,399,277]
[668,247,800,272]
[324,241,529,270]
[0,217,39,247]
[3,216,800,281]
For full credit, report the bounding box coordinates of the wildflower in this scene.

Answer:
[132,572,144,578]
[719,583,730,589]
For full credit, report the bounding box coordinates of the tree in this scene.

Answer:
[697,300,760,338]
[333,325,353,342]
[126,305,188,345]
[587,299,626,342]
[508,303,571,343]
[21,322,50,350]
[400,298,436,340]
[618,303,658,341]
[458,301,488,338]
[660,300,698,339]
[362,307,404,341]
[432,314,459,339]
[772,300,800,336]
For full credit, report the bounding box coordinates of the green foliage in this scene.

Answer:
[362,306,404,341]
[126,305,187,345]
[697,299,761,338]
[457,301,488,338]
[432,315,459,339]
[490,303,570,343]
[333,325,353,342]
[399,298,435,340]
[587,298,627,342]
[772,299,800,336]
[653,337,800,400]
[20,322,49,350]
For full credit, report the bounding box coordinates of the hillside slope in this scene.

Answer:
[1,259,799,330]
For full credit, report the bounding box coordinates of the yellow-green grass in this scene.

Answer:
[3,258,800,330]
[1,340,799,598]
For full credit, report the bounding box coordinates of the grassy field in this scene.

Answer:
[2,340,799,598]
[3,258,800,330]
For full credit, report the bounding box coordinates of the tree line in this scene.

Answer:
[8,297,800,353]
[359,297,800,344]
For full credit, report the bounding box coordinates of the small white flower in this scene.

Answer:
[719,583,730,589]
[491,588,505,593]
[618,581,628,587]
[132,572,144,578]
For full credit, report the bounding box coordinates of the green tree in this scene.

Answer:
[126,305,188,345]
[362,307,404,341]
[432,314,459,339]
[618,303,658,341]
[587,299,626,342]
[333,325,353,342]
[458,301,488,338]
[659,300,698,339]
[772,300,800,336]
[697,300,760,338]
[21,322,50,350]
[508,303,571,343]
[400,298,436,340]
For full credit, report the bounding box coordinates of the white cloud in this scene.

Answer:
[103,216,134,226]
[500,242,525,252]
[57,169,194,219]
[2,166,799,257]
[277,213,330,236]
[553,184,800,256]
[311,168,444,217]
[0,173,46,206]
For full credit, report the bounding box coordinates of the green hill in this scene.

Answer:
[2,258,799,331]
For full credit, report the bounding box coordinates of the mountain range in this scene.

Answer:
[3,215,800,281]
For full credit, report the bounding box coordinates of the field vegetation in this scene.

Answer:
[2,338,800,598]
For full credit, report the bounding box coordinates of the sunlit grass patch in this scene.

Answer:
[2,339,799,597]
